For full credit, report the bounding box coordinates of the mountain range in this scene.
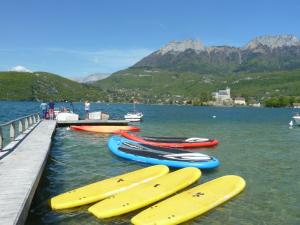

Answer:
[94,35,300,104]
[132,35,300,74]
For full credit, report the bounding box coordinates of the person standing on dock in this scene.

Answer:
[48,100,55,120]
[84,100,90,119]
[40,102,48,119]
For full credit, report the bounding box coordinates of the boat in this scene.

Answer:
[56,111,79,121]
[55,103,79,121]
[124,102,143,122]
[119,131,219,148]
[108,136,220,169]
[292,113,300,125]
[124,112,144,122]
[70,125,140,133]
[131,175,246,225]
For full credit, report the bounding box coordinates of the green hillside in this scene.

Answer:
[0,71,105,101]
[94,68,300,104]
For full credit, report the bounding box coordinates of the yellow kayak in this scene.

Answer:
[131,175,246,225]
[88,167,201,219]
[50,165,169,210]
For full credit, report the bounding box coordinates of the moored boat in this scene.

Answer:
[56,112,79,121]
[292,113,300,125]
[124,102,143,122]
[124,112,143,122]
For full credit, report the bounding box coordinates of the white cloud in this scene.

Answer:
[9,65,33,73]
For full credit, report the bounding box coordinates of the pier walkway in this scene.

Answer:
[0,120,56,225]
[0,116,130,225]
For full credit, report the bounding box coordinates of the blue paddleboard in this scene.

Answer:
[108,136,220,169]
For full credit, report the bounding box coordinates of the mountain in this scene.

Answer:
[93,35,300,104]
[0,71,105,101]
[133,35,300,74]
[77,73,111,83]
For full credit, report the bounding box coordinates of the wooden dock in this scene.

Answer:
[0,116,134,225]
[0,120,56,225]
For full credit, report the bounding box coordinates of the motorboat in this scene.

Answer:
[292,113,300,125]
[55,107,79,121]
[124,112,143,122]
[124,102,143,122]
[56,111,79,121]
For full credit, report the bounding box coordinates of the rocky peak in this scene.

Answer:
[157,39,205,55]
[76,73,111,83]
[245,35,300,49]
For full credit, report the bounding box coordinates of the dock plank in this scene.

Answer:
[0,120,56,225]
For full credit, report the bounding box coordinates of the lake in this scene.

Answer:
[1,101,300,225]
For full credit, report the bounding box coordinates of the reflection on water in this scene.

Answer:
[1,101,299,225]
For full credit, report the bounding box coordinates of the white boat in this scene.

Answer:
[56,112,79,121]
[124,112,144,122]
[292,113,300,125]
[124,102,143,121]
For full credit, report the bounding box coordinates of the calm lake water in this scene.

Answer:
[1,101,300,225]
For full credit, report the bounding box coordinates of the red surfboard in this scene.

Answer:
[118,131,218,148]
[71,125,140,134]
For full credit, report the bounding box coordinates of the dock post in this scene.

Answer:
[28,116,33,126]
[32,115,36,124]
[9,123,16,141]
[18,120,23,133]
[0,128,3,150]
[24,118,28,130]
[36,113,40,122]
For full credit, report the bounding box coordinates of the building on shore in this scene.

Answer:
[212,87,233,105]
[234,97,246,105]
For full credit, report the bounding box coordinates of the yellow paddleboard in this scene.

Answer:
[88,167,201,219]
[50,165,169,210]
[131,175,246,225]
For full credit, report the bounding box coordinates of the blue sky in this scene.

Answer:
[0,0,299,77]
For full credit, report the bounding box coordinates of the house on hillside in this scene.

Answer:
[234,97,246,105]
[212,87,233,105]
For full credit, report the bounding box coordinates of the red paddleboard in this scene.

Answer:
[119,131,218,148]
[71,125,140,133]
